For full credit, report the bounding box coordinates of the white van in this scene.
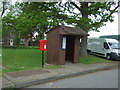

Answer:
[87,38,120,60]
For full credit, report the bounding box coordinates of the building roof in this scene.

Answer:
[45,25,89,36]
[100,35,120,40]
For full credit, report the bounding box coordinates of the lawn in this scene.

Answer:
[2,49,112,73]
[2,49,63,73]
[80,55,112,64]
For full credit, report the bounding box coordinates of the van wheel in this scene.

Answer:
[106,54,111,60]
[87,50,92,55]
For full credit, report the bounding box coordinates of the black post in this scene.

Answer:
[42,51,44,67]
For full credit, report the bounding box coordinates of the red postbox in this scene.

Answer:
[40,40,47,51]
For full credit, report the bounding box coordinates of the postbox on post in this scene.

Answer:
[40,40,47,51]
[40,40,47,67]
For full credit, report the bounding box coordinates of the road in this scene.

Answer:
[26,68,118,88]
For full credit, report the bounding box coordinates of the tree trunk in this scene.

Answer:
[80,36,88,56]
[80,2,89,56]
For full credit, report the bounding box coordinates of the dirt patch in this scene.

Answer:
[7,69,50,78]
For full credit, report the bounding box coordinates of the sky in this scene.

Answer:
[88,13,118,38]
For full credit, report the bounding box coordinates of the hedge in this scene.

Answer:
[2,45,39,49]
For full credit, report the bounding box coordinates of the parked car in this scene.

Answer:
[87,38,120,60]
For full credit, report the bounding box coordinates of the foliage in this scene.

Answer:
[2,2,68,39]
[59,2,120,56]
[2,13,17,37]
[19,2,69,38]
[2,1,120,54]
[0,1,11,17]
[2,2,119,37]
[61,2,119,32]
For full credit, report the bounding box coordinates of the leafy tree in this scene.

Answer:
[2,3,19,37]
[0,1,12,17]
[20,2,68,37]
[58,1,120,56]
[2,1,120,50]
[2,2,68,45]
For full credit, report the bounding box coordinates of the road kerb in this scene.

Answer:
[2,64,118,88]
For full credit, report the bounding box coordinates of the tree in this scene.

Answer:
[2,2,68,45]
[0,1,12,17]
[2,2,19,37]
[20,2,68,37]
[58,1,120,56]
[2,1,120,49]
[0,1,12,41]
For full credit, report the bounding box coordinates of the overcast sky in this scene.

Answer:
[88,13,118,38]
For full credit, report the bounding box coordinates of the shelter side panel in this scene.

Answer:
[73,36,80,63]
[46,29,60,65]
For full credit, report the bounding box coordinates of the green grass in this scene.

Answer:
[2,49,63,73]
[2,49,112,73]
[80,55,112,64]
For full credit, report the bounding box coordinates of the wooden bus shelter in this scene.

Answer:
[45,25,88,65]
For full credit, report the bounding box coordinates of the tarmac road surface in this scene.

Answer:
[26,68,118,88]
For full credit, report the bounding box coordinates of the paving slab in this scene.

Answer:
[2,77,14,88]
[1,62,118,88]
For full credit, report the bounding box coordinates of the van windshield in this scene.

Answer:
[108,42,120,49]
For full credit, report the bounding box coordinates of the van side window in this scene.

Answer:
[104,42,109,49]
[108,42,112,46]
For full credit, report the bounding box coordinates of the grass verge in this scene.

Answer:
[80,55,112,64]
[2,49,112,73]
[2,49,63,73]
